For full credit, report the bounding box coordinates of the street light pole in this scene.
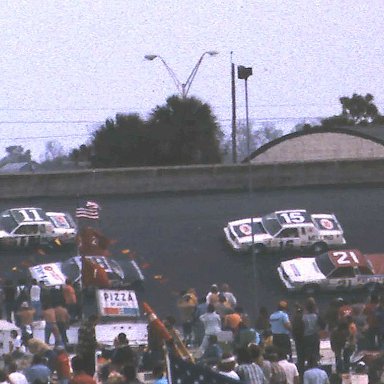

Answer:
[144,51,218,98]
[238,64,258,319]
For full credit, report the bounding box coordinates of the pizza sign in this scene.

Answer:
[97,289,140,317]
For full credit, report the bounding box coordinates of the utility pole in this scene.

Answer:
[231,52,237,163]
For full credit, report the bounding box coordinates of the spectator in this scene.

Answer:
[62,280,78,323]
[152,365,168,384]
[76,314,99,377]
[255,306,270,335]
[303,297,322,369]
[55,345,71,384]
[235,346,267,384]
[121,364,144,384]
[216,353,240,380]
[199,304,222,354]
[3,279,16,323]
[7,361,28,384]
[199,335,223,367]
[330,321,349,374]
[70,355,97,384]
[234,321,260,351]
[303,361,330,384]
[206,284,220,306]
[0,369,10,384]
[110,333,138,370]
[269,301,292,360]
[42,304,61,345]
[176,289,197,347]
[363,293,379,350]
[375,295,384,350]
[29,279,41,321]
[54,304,70,347]
[17,302,35,345]
[277,348,299,384]
[192,297,208,347]
[23,354,51,384]
[220,283,237,309]
[214,294,233,322]
[223,306,244,333]
[9,329,26,358]
[291,304,305,375]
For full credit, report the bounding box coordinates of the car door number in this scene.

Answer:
[279,240,294,249]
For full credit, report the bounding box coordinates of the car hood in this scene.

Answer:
[227,218,270,239]
[280,257,326,283]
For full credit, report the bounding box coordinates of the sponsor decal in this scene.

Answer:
[319,218,334,230]
[239,223,252,235]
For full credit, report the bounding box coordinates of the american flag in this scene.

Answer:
[76,201,100,219]
[169,354,242,384]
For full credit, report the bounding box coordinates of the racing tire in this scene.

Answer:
[250,244,266,256]
[302,284,320,295]
[311,242,327,254]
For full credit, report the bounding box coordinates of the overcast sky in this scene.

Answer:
[1,1,383,160]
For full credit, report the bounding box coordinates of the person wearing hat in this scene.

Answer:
[217,352,240,380]
[269,300,292,361]
[16,302,35,346]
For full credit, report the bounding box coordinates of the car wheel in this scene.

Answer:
[302,284,320,295]
[250,244,266,256]
[311,242,327,254]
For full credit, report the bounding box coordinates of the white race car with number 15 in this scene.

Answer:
[224,209,346,255]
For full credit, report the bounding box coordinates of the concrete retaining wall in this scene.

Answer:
[0,158,383,198]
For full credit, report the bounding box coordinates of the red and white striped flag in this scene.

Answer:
[76,201,100,219]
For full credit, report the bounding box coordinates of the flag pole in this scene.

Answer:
[163,341,173,384]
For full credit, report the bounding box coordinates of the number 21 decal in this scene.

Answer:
[333,251,359,265]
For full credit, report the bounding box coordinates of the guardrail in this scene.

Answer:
[0,158,383,198]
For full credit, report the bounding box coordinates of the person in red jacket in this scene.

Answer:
[55,345,71,384]
[70,355,97,384]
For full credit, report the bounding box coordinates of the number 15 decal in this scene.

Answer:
[333,251,359,265]
[280,212,305,224]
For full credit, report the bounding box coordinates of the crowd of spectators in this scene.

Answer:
[1,279,384,383]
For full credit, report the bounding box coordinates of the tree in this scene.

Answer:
[234,121,284,161]
[43,140,65,162]
[0,145,32,167]
[147,96,223,165]
[297,93,383,130]
[89,113,155,168]
[340,93,378,124]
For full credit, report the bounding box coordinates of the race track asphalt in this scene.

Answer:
[1,184,383,323]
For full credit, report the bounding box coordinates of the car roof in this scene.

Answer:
[4,207,50,225]
[326,249,368,268]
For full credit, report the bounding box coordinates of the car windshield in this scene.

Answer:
[314,252,335,275]
[0,213,18,233]
[261,212,282,236]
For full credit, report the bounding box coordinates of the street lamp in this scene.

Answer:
[144,51,218,98]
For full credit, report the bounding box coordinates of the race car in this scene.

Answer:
[0,207,77,248]
[223,209,346,255]
[278,249,384,294]
[29,255,145,290]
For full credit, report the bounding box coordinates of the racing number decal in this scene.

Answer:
[333,251,359,265]
[279,240,294,249]
[18,208,43,222]
[280,212,305,224]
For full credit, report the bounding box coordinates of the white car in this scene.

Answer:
[224,209,346,255]
[0,207,77,248]
[278,249,384,294]
[29,256,144,289]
